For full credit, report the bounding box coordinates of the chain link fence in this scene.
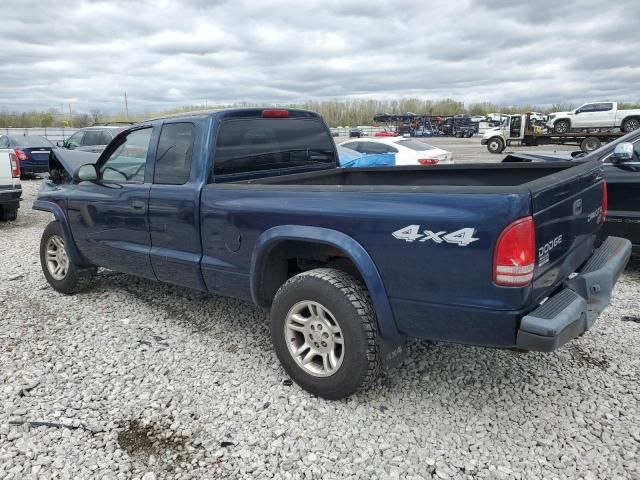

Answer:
[0,127,78,143]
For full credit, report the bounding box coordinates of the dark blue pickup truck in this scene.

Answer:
[36,108,631,399]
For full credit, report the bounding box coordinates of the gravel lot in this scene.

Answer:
[1,145,639,479]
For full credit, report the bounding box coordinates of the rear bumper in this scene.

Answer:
[516,236,631,352]
[0,186,22,209]
[21,162,49,173]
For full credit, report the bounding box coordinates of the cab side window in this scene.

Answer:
[100,128,152,184]
[66,131,84,149]
[596,103,613,112]
[82,130,106,146]
[153,123,195,185]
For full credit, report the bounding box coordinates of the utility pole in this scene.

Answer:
[68,104,73,127]
[124,92,129,121]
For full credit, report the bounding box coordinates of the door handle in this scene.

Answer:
[131,200,146,211]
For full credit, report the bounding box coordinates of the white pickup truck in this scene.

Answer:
[547,102,640,134]
[0,149,22,221]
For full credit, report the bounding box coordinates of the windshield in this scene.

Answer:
[500,118,509,128]
[396,139,435,151]
[17,136,53,147]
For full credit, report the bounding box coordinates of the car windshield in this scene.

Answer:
[396,139,435,151]
[17,136,52,147]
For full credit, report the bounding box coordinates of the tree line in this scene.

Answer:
[1,99,639,128]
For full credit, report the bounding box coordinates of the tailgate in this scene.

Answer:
[25,148,52,164]
[528,160,605,303]
[0,149,12,185]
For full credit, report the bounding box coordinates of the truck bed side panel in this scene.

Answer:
[200,187,531,338]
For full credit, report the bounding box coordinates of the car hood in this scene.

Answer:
[49,148,100,178]
[548,111,570,118]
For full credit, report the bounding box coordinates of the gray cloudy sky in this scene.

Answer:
[1,0,639,112]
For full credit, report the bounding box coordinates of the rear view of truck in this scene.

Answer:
[511,163,630,350]
[0,149,21,221]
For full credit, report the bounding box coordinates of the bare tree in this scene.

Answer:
[90,108,103,125]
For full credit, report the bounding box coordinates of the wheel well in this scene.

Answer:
[257,240,364,307]
[622,115,640,123]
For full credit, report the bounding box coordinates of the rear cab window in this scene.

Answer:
[213,118,336,178]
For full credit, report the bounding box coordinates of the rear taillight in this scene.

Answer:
[14,148,28,161]
[9,151,20,178]
[262,109,289,118]
[493,216,535,287]
[602,180,607,223]
[418,158,439,165]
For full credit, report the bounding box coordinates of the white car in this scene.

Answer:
[339,137,453,165]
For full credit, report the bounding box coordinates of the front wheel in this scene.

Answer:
[40,221,96,294]
[622,118,640,133]
[554,120,570,134]
[487,137,505,154]
[270,268,379,399]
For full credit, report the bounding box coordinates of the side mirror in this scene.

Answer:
[73,164,98,183]
[56,140,65,147]
[611,142,634,164]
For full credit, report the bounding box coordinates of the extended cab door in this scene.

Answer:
[66,126,157,279]
[148,121,206,290]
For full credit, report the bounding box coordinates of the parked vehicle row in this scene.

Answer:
[0,134,54,177]
[36,107,630,400]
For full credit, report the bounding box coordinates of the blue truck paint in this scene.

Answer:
[250,225,401,341]
[37,108,630,366]
[33,198,88,266]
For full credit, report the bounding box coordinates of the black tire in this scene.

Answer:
[40,221,96,294]
[487,137,505,154]
[622,118,640,133]
[0,207,18,222]
[580,137,601,153]
[270,268,379,400]
[554,120,570,134]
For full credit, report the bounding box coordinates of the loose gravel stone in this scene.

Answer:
[0,179,639,479]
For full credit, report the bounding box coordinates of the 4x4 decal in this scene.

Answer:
[392,225,479,246]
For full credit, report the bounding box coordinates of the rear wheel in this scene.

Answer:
[40,221,96,294]
[622,118,640,133]
[580,137,602,153]
[270,268,379,399]
[554,120,570,134]
[487,137,505,154]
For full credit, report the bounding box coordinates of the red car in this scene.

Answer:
[374,130,396,137]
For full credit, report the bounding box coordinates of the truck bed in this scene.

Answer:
[238,162,585,190]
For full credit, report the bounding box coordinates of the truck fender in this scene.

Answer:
[251,225,407,364]
[33,199,89,267]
